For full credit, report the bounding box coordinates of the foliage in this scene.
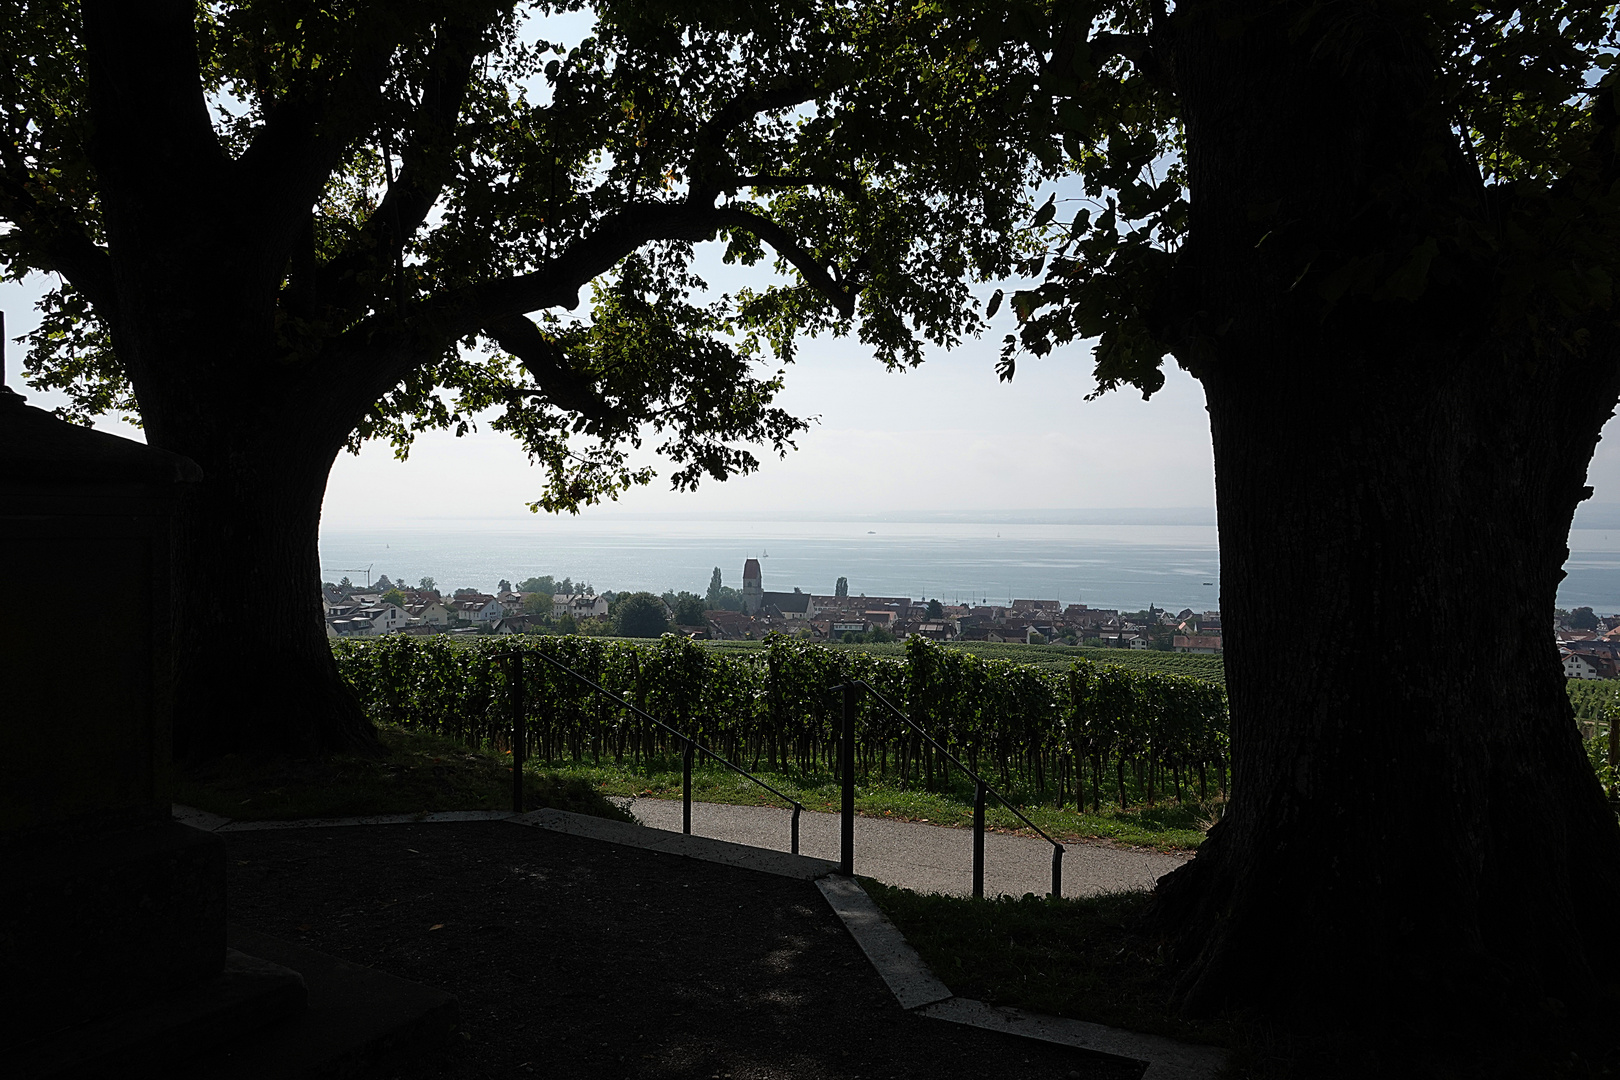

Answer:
[1569,679,1620,796]
[701,637,1228,683]
[835,576,849,597]
[994,3,1620,398]
[381,588,407,608]
[418,576,437,592]
[706,566,746,612]
[3,0,1046,513]
[663,590,706,626]
[328,634,1620,831]
[332,633,1232,814]
[613,591,669,637]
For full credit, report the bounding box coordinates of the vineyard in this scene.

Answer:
[333,634,1231,812]
[332,633,1618,815]
[697,639,1228,683]
[1568,680,1620,794]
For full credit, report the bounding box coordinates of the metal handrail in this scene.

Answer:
[844,678,1066,899]
[504,649,805,854]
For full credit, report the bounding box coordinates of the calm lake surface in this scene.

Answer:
[319,519,1620,613]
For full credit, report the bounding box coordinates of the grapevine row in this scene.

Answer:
[333,634,1231,810]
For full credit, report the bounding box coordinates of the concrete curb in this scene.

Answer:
[172,806,517,833]
[814,876,952,1009]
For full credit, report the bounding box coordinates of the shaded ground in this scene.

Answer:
[225,821,1145,1080]
[178,726,632,823]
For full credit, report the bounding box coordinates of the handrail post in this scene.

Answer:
[509,652,526,814]
[1051,844,1063,900]
[840,682,858,876]
[972,780,986,899]
[791,805,801,855]
[682,738,694,835]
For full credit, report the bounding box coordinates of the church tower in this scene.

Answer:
[742,558,763,614]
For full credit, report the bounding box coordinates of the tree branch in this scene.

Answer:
[1591,74,1620,191]
[729,173,861,199]
[450,200,735,327]
[687,75,824,198]
[311,13,496,298]
[486,315,608,419]
[231,38,398,237]
[81,0,231,213]
[320,190,863,426]
[310,199,734,414]
[711,205,859,319]
[0,153,115,312]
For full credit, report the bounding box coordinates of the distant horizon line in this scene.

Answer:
[322,501,1620,531]
[323,506,1223,528]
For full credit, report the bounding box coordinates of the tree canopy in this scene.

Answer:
[663,589,705,625]
[993,1,1619,400]
[613,590,667,637]
[5,0,1044,509]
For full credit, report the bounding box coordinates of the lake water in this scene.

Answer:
[318,519,1620,613]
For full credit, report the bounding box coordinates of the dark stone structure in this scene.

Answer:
[0,378,282,1060]
[0,356,459,1075]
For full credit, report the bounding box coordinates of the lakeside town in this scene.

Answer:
[1555,607,1620,679]
[323,557,1229,653]
[323,557,1620,673]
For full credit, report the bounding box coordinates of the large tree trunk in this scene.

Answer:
[167,431,377,762]
[1148,0,1620,1052]
[78,0,380,761]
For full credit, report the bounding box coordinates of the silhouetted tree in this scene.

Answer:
[614,592,668,638]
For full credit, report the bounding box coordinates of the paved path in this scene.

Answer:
[621,798,1190,899]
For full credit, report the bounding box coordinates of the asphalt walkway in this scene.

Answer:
[622,798,1190,899]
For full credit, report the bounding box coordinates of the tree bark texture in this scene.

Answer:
[75,1,397,760]
[1147,0,1620,1040]
[99,264,378,760]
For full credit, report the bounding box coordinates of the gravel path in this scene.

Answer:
[224,821,1146,1079]
[623,800,1189,899]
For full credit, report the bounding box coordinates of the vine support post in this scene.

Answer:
[840,682,858,877]
[791,805,801,855]
[972,779,986,900]
[507,651,526,814]
[682,738,694,835]
[1050,843,1063,900]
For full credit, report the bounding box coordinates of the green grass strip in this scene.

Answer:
[863,883,1233,1047]
[522,755,1213,851]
